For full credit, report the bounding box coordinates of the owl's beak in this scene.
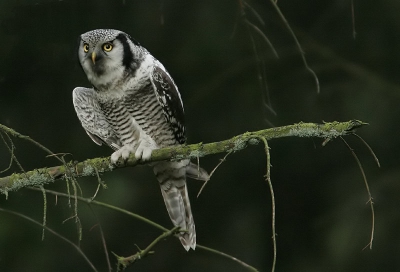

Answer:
[91,52,96,64]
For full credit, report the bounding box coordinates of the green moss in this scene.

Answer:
[248,138,260,145]
[189,149,205,158]
[82,164,95,176]
[231,137,247,152]
[2,169,55,196]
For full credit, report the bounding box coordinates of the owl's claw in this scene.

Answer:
[111,140,155,164]
[135,140,154,161]
[111,144,136,164]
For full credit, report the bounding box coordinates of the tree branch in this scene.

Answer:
[0,120,367,196]
[31,187,258,271]
[113,226,180,271]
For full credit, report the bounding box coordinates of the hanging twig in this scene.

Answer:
[197,151,231,197]
[269,0,320,93]
[0,207,98,272]
[197,244,259,272]
[340,136,375,249]
[259,137,277,272]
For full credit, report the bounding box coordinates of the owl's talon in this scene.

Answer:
[135,141,154,161]
[111,144,137,164]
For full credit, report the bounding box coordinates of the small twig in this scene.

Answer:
[340,137,374,250]
[244,19,279,59]
[62,214,78,224]
[91,167,106,200]
[247,25,277,120]
[0,207,98,272]
[91,184,101,200]
[39,185,47,241]
[0,131,25,173]
[64,173,84,243]
[114,226,180,271]
[352,133,380,167]
[88,206,112,272]
[68,178,82,241]
[94,166,107,189]
[269,0,320,93]
[197,155,200,178]
[259,137,277,272]
[237,1,278,121]
[0,132,15,174]
[243,1,265,25]
[197,151,231,197]
[30,187,168,232]
[241,9,277,119]
[46,152,73,159]
[197,245,259,272]
[0,123,64,164]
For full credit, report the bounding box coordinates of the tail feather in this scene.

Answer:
[186,162,209,181]
[154,160,196,251]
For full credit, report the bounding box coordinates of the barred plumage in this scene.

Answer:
[73,29,208,251]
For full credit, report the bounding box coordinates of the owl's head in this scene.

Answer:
[78,29,143,89]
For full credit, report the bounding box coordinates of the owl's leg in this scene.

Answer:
[111,119,139,164]
[111,118,156,163]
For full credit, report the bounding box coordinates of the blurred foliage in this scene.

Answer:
[0,0,399,271]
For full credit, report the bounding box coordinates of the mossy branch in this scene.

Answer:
[0,120,367,196]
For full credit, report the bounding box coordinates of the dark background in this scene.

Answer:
[0,0,399,271]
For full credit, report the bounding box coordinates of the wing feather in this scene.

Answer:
[72,87,121,150]
[150,64,186,144]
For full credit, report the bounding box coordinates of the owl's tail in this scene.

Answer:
[154,160,197,251]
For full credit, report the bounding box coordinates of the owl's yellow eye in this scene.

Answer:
[103,43,113,52]
[83,43,89,53]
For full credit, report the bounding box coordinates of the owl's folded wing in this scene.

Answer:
[73,87,121,150]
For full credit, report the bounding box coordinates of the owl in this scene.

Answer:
[72,29,208,250]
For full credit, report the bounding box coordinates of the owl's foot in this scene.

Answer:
[134,140,155,161]
[110,140,155,164]
[111,144,136,164]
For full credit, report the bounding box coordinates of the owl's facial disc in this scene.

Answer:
[79,37,126,88]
